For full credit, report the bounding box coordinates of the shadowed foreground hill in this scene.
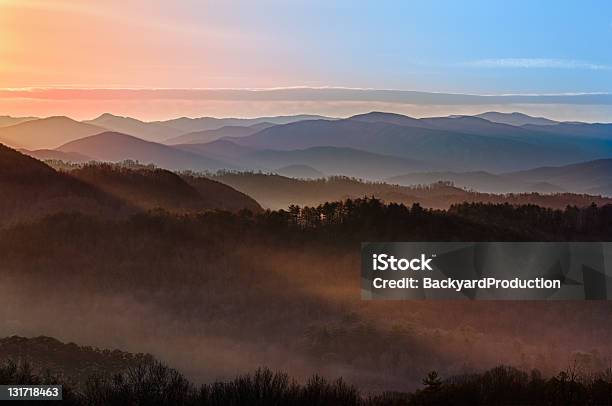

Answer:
[3,353,612,405]
[0,144,262,226]
[70,163,262,213]
[0,143,123,226]
[0,336,152,386]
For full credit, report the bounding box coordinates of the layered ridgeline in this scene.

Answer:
[389,159,612,196]
[56,132,235,172]
[1,111,611,189]
[0,116,106,150]
[206,172,612,210]
[84,113,332,143]
[0,144,261,225]
[217,112,612,173]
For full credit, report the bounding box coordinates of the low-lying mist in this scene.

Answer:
[1,204,611,391]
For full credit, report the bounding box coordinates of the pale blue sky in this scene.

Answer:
[178,0,612,94]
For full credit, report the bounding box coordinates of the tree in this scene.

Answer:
[423,370,442,392]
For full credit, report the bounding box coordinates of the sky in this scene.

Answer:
[0,0,611,120]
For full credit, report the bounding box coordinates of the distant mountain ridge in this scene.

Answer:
[226,113,598,172]
[274,164,325,179]
[389,158,612,196]
[157,114,334,134]
[475,111,559,126]
[4,110,612,192]
[0,115,38,128]
[0,116,106,150]
[58,132,233,171]
[20,148,92,163]
[174,141,429,179]
[243,146,428,179]
[387,171,564,194]
[505,159,612,196]
[84,113,183,142]
[209,171,612,210]
[165,123,276,145]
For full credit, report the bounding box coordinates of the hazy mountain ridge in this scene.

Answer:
[389,158,612,196]
[208,171,612,210]
[84,113,183,142]
[522,122,612,139]
[505,159,612,196]
[387,171,564,194]
[20,148,93,163]
[165,123,276,145]
[0,116,107,150]
[475,111,559,126]
[242,146,428,179]
[274,164,325,179]
[4,110,612,195]
[173,141,430,179]
[227,115,595,172]
[0,115,38,128]
[173,139,256,162]
[156,114,334,134]
[58,132,234,172]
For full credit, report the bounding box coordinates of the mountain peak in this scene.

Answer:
[475,111,558,126]
[95,113,123,120]
[41,115,79,123]
[348,111,422,127]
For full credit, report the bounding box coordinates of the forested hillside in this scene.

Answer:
[207,171,612,210]
[1,199,611,392]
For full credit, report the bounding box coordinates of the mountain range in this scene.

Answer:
[165,122,275,145]
[1,110,611,195]
[0,115,37,128]
[224,114,600,172]
[389,159,612,196]
[0,116,106,149]
[0,143,260,226]
[155,114,332,133]
[474,111,559,126]
[58,132,233,171]
[208,172,612,210]
[84,113,184,142]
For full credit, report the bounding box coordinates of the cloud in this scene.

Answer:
[463,58,611,70]
[0,87,611,107]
